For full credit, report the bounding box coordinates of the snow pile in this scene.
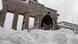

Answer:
[72,38,78,44]
[29,28,78,44]
[0,27,78,44]
[52,32,67,44]
[0,40,16,44]
[6,31,36,44]
[58,28,74,34]
[58,28,75,38]
[0,27,36,44]
[0,27,16,44]
[0,28,16,39]
[29,29,69,44]
[29,29,57,44]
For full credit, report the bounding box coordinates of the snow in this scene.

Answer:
[0,27,78,44]
[0,27,35,44]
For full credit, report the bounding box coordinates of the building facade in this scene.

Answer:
[0,0,59,30]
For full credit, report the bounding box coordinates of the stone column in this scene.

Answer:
[55,19,58,30]
[34,15,41,29]
[51,17,54,30]
[36,15,40,29]
[34,16,38,29]
[12,12,18,30]
[40,16,43,29]
[0,10,6,27]
[0,0,7,27]
[52,19,57,30]
[38,15,42,29]
[23,14,29,30]
[53,19,55,30]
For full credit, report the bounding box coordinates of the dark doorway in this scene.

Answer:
[41,15,53,29]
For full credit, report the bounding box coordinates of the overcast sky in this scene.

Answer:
[0,0,78,29]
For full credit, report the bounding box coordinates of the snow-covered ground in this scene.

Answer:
[0,27,78,44]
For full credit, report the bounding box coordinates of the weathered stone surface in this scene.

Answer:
[23,15,29,29]
[0,10,6,27]
[12,14,18,30]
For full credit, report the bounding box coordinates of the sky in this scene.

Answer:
[0,0,78,29]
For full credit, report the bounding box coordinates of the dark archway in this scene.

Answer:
[41,15,53,29]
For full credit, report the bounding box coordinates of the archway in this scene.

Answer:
[41,15,53,29]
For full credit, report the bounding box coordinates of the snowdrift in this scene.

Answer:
[0,27,78,44]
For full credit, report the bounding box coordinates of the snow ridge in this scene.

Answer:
[0,27,78,44]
